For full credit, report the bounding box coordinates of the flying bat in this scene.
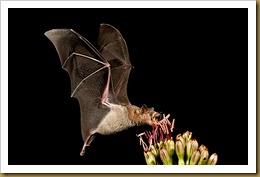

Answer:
[44,24,159,156]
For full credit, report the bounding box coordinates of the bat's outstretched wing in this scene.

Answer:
[98,24,132,106]
[44,29,118,143]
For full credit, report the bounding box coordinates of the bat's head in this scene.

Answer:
[126,104,160,126]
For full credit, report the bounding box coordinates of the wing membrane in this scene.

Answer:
[44,29,117,141]
[98,24,132,106]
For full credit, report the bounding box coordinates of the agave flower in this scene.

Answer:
[137,114,218,165]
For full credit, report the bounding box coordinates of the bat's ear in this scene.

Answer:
[140,104,148,113]
[141,104,157,115]
[141,104,147,109]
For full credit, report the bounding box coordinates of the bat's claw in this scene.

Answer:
[80,150,85,156]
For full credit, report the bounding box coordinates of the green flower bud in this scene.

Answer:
[190,150,200,165]
[144,151,156,165]
[191,139,199,152]
[185,140,191,164]
[207,153,218,165]
[157,140,164,149]
[175,139,185,165]
[165,139,175,157]
[182,131,192,145]
[159,147,173,165]
[176,134,185,147]
[150,144,159,158]
[199,144,206,153]
[185,140,192,164]
[198,147,209,165]
[186,139,199,164]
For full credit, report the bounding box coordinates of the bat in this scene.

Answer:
[44,24,160,156]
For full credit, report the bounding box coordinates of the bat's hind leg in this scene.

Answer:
[80,133,96,156]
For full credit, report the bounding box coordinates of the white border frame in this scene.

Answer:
[1,0,256,173]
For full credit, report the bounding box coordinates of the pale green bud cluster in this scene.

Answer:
[140,130,218,165]
[137,113,218,165]
[143,139,175,165]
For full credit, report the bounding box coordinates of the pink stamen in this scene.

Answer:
[170,119,175,132]
[159,128,164,142]
[141,139,148,151]
[148,124,158,146]
[144,131,149,139]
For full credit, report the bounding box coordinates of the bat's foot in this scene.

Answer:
[80,148,86,156]
[80,133,96,156]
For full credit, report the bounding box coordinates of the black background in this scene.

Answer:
[8,8,248,165]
